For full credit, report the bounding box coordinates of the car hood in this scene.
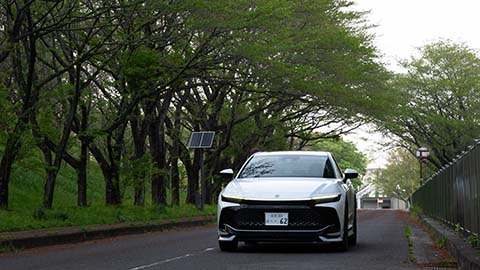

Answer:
[222,177,344,200]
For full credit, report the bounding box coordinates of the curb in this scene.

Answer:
[0,215,215,251]
[418,214,480,270]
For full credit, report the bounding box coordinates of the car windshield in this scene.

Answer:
[238,155,336,178]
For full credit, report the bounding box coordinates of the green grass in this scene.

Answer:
[437,235,447,249]
[0,145,217,233]
[0,204,216,232]
[404,225,415,263]
[0,244,20,253]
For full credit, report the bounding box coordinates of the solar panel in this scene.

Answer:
[188,132,203,148]
[188,131,215,148]
[200,132,215,148]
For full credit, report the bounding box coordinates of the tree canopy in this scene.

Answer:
[307,138,367,189]
[0,0,387,210]
[379,41,480,168]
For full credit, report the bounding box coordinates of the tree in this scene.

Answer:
[372,148,427,206]
[307,138,368,189]
[0,0,387,210]
[380,40,480,170]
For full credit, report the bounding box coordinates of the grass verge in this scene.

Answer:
[0,204,216,233]
[404,224,416,263]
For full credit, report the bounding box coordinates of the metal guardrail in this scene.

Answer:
[412,141,480,236]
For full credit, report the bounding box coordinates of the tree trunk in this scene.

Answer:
[170,158,180,206]
[43,169,57,209]
[150,119,167,205]
[131,107,147,206]
[41,66,82,209]
[181,149,197,205]
[0,121,26,209]
[89,143,122,206]
[0,5,36,209]
[106,169,121,205]
[181,146,201,205]
[185,167,198,205]
[149,92,173,206]
[77,105,89,207]
[169,94,185,206]
[76,140,89,207]
[106,135,122,205]
[77,139,88,207]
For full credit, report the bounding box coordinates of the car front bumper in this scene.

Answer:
[217,202,344,243]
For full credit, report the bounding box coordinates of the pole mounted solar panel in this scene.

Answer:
[187,131,215,210]
[188,131,215,149]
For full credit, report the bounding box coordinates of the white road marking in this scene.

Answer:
[127,247,216,270]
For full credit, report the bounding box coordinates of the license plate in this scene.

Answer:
[265,212,289,226]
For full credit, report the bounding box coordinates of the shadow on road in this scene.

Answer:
[234,242,367,254]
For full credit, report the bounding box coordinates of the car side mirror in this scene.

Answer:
[343,168,358,183]
[219,168,234,178]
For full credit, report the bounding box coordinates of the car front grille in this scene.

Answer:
[219,206,340,231]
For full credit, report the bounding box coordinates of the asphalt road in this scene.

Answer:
[0,210,414,270]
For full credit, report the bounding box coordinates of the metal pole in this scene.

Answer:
[199,149,205,210]
[420,159,423,185]
[411,177,414,208]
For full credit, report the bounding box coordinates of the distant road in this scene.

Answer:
[0,210,414,270]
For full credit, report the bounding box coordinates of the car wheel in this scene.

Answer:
[337,205,349,252]
[219,240,238,252]
[348,204,357,246]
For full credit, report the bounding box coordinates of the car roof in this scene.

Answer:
[252,151,331,157]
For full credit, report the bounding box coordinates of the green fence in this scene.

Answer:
[412,141,480,235]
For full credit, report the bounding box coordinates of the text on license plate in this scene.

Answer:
[265,212,289,226]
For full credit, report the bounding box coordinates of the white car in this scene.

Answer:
[217,151,358,252]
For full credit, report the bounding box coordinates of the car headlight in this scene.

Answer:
[311,193,341,204]
[221,194,341,204]
[221,194,243,203]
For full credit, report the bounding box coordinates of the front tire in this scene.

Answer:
[348,204,357,246]
[337,205,349,252]
[219,240,238,252]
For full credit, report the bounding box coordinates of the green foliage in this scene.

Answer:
[381,40,480,169]
[307,138,367,189]
[410,205,423,217]
[467,234,479,249]
[373,148,421,205]
[404,225,411,238]
[437,236,447,249]
[404,225,416,262]
[310,138,368,174]
[0,0,387,218]
[121,47,161,91]
[455,223,462,233]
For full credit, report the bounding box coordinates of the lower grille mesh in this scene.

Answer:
[220,206,340,231]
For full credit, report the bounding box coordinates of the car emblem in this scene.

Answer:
[275,194,280,198]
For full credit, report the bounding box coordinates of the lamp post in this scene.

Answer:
[415,147,429,185]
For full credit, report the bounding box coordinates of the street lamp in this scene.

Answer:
[415,147,429,185]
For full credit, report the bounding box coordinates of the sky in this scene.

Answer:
[343,0,480,169]
[352,0,480,70]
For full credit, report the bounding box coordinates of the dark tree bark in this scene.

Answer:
[0,122,26,209]
[77,105,89,207]
[149,91,173,206]
[42,65,82,209]
[149,117,167,205]
[178,143,199,205]
[130,106,148,206]
[89,140,122,206]
[0,4,36,209]
[168,93,186,206]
